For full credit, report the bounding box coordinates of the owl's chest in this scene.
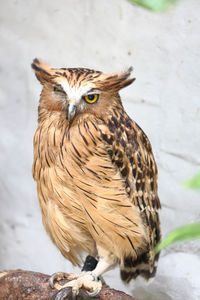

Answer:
[33,117,110,193]
[33,116,126,210]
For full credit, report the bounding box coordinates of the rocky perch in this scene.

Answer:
[0,270,137,300]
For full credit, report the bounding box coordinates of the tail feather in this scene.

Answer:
[120,252,160,283]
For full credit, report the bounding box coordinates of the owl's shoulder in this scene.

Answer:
[97,108,161,208]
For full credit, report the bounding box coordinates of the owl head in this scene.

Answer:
[32,58,135,123]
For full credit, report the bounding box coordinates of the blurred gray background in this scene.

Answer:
[0,0,200,299]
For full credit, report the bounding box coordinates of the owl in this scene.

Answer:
[32,58,161,298]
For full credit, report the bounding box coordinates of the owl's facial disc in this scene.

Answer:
[66,92,100,122]
[58,80,101,122]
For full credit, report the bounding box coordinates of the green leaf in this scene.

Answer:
[128,0,178,11]
[183,171,200,190]
[155,223,200,254]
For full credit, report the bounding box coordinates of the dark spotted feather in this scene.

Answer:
[100,107,161,282]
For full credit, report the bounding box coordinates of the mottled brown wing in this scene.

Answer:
[99,108,161,255]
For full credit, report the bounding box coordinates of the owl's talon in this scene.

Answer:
[49,272,72,289]
[98,275,109,288]
[86,285,102,298]
[50,272,63,288]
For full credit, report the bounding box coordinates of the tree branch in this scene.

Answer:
[0,270,136,300]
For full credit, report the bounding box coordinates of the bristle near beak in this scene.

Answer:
[67,102,77,123]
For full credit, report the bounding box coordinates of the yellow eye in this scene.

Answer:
[83,94,99,104]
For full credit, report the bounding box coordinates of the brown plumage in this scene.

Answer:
[32,58,161,293]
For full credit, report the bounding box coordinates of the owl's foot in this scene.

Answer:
[81,255,109,289]
[49,272,78,289]
[53,287,96,300]
[50,272,102,299]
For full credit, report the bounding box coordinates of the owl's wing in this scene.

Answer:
[98,109,161,252]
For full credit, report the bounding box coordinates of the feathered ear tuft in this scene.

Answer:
[96,67,135,92]
[117,67,135,90]
[31,58,53,84]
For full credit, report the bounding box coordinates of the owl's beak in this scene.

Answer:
[67,102,76,123]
